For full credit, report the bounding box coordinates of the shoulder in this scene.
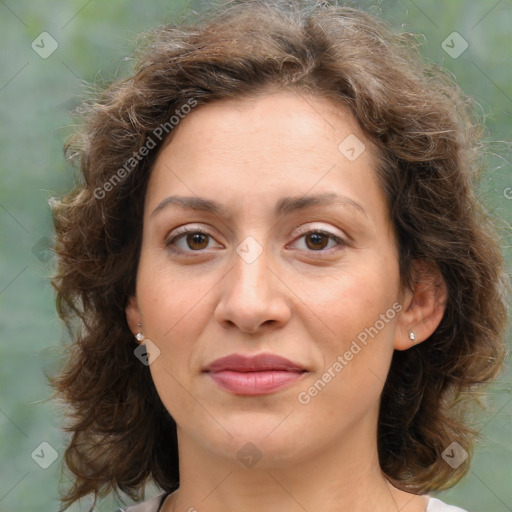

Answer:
[114,493,168,512]
[427,497,469,512]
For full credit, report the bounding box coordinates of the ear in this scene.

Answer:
[395,260,447,350]
[125,295,141,336]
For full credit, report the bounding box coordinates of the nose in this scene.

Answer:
[214,245,291,334]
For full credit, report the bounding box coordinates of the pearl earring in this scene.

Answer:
[135,322,144,342]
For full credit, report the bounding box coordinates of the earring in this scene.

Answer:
[135,322,145,342]
[409,331,416,343]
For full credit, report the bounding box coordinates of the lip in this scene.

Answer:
[204,353,307,395]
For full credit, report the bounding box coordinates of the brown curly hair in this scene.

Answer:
[50,0,509,509]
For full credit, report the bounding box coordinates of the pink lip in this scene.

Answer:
[204,353,307,395]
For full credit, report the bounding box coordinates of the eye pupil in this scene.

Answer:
[306,233,328,250]
[187,232,208,250]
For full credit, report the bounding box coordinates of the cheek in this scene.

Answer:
[300,255,401,384]
[136,260,212,401]
[294,274,399,432]
[301,258,400,340]
[137,250,214,340]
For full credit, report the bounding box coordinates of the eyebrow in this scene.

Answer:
[150,192,366,219]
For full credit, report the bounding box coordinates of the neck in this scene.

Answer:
[164,421,428,512]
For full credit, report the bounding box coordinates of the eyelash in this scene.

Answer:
[165,227,347,256]
[291,228,346,253]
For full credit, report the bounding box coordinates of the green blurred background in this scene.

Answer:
[0,1,510,511]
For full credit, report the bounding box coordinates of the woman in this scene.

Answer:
[51,1,508,511]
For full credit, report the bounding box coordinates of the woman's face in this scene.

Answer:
[127,89,414,467]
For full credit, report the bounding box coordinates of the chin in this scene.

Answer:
[202,411,315,468]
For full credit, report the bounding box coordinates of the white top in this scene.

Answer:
[118,494,469,511]
[426,497,469,511]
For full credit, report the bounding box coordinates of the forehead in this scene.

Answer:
[145,89,386,222]
[160,89,368,159]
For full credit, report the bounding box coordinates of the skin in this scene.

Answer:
[126,88,447,512]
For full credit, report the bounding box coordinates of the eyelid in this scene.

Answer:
[165,224,223,253]
[291,222,346,240]
[169,224,212,237]
[287,223,349,252]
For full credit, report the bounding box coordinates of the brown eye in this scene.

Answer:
[305,232,329,250]
[289,228,346,253]
[186,232,209,250]
[166,228,222,255]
